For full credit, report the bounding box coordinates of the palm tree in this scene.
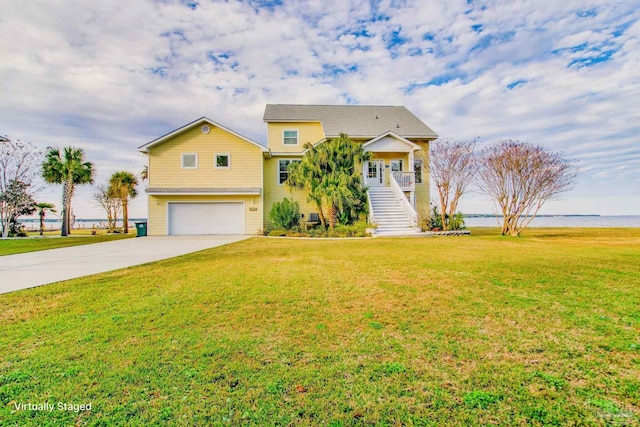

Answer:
[42,147,94,236]
[140,165,148,182]
[109,171,138,234]
[35,202,56,236]
[285,134,369,228]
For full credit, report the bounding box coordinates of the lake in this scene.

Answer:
[464,215,640,228]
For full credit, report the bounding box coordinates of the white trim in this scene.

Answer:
[166,201,246,235]
[362,131,421,152]
[148,190,260,196]
[139,117,269,153]
[214,153,231,169]
[181,153,198,169]
[282,129,299,145]
[270,152,305,157]
[365,160,385,187]
[277,158,300,186]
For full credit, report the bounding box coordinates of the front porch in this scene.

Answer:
[361,132,423,235]
[361,131,422,203]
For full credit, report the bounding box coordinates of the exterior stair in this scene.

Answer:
[367,187,422,236]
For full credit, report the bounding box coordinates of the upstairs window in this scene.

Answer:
[278,159,300,184]
[181,153,198,169]
[414,159,423,184]
[283,130,299,145]
[215,154,230,169]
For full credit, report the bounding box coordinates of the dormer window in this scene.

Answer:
[283,130,298,145]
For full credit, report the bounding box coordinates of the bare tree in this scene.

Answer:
[0,138,42,238]
[477,140,576,236]
[93,184,122,233]
[430,138,477,230]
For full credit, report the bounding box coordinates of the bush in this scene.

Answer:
[269,198,300,230]
[448,212,466,230]
[335,220,370,237]
[426,206,443,231]
[425,206,465,231]
[8,218,28,237]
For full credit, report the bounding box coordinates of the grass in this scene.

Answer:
[0,233,134,256]
[0,227,639,426]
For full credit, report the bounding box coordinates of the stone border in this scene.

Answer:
[431,230,471,236]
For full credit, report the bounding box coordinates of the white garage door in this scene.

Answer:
[168,203,244,235]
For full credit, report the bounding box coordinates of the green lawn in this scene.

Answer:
[1,228,638,426]
[0,233,134,256]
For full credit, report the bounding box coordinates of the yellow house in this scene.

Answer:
[139,105,438,236]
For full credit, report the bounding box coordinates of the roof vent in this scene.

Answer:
[201,125,211,134]
[396,124,400,128]
[375,115,379,119]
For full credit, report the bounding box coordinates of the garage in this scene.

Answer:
[168,202,245,235]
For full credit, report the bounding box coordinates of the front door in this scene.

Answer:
[365,160,384,186]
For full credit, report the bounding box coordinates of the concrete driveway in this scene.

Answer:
[0,235,251,295]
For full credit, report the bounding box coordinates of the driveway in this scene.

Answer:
[0,235,251,295]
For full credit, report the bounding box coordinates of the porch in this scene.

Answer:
[361,134,423,235]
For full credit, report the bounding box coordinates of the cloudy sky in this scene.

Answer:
[1,0,639,219]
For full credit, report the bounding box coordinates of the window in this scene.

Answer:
[278,159,300,184]
[215,154,230,169]
[390,160,403,172]
[181,153,198,169]
[283,130,299,145]
[414,159,423,184]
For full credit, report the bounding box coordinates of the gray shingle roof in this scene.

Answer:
[263,104,438,139]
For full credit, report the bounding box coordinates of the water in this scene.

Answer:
[17,216,640,230]
[463,215,640,228]
[18,218,147,230]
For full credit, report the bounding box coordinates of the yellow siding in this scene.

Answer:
[148,125,263,189]
[266,122,325,153]
[263,157,319,230]
[148,195,263,235]
[413,141,431,223]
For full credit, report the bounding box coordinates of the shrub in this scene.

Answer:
[269,198,300,230]
[448,212,466,230]
[426,206,443,231]
[335,220,370,237]
[425,206,465,231]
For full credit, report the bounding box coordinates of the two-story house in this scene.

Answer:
[138,104,438,236]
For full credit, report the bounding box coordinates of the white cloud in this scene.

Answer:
[1,0,639,218]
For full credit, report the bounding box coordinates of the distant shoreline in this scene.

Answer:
[464,214,603,218]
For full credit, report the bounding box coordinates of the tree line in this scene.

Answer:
[0,137,141,238]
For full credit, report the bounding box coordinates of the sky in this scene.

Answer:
[1,0,639,219]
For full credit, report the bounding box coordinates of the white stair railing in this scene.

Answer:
[391,171,415,191]
[366,190,376,226]
[389,173,418,227]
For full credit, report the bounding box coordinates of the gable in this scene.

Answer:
[362,132,422,153]
[139,117,268,153]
